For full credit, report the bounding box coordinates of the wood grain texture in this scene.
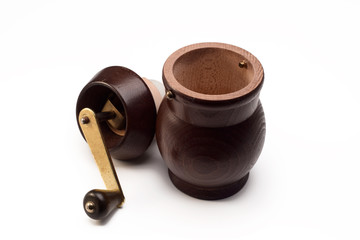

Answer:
[157,101,265,199]
[76,66,157,160]
[157,43,266,199]
[163,42,264,101]
[168,171,250,200]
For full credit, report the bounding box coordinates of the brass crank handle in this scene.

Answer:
[79,108,125,220]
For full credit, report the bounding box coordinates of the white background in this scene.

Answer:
[0,0,359,239]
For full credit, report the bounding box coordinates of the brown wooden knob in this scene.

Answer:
[83,189,124,220]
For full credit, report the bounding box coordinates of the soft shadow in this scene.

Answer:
[89,205,122,226]
[116,149,153,166]
[217,173,256,203]
[112,140,157,166]
[112,139,171,186]
[110,139,258,206]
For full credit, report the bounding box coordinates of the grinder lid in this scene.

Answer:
[76,66,162,160]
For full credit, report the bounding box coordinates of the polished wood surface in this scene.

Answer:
[76,66,157,160]
[83,189,124,220]
[163,42,263,101]
[157,101,265,199]
[142,77,163,112]
[157,42,266,199]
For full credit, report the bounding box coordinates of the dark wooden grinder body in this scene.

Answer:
[156,43,266,200]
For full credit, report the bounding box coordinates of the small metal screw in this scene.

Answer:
[166,90,174,100]
[81,116,90,124]
[85,201,95,213]
[239,60,247,68]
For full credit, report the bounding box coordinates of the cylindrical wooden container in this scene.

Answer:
[156,43,266,200]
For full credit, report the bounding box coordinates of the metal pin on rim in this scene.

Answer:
[166,90,174,100]
[239,60,247,68]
